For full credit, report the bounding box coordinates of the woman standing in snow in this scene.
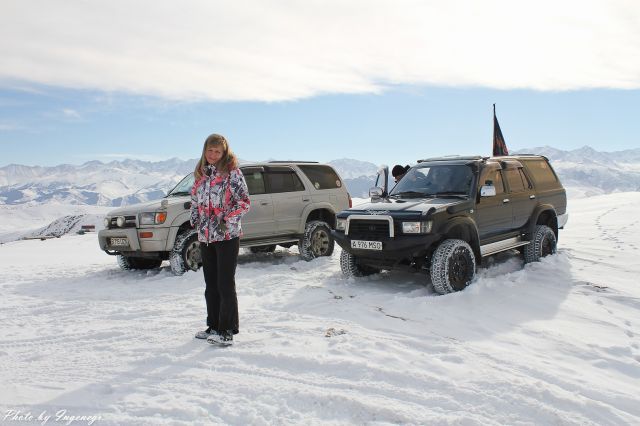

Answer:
[191,134,250,346]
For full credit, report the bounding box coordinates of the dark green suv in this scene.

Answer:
[333,155,568,294]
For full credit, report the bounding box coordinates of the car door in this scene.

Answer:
[265,166,309,235]
[240,167,274,237]
[504,167,536,230]
[475,167,513,240]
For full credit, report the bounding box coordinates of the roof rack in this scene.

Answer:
[417,155,484,163]
[267,161,319,164]
[490,154,546,160]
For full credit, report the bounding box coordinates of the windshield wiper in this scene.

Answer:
[390,191,428,198]
[428,192,469,199]
[168,191,191,197]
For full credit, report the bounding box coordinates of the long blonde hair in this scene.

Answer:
[194,133,238,180]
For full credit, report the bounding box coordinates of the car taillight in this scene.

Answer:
[348,193,352,208]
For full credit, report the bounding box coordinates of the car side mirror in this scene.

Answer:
[374,165,389,198]
[369,187,384,201]
[480,185,496,197]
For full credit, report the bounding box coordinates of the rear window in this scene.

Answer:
[521,159,559,187]
[298,165,343,190]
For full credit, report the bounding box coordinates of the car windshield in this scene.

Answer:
[167,173,195,197]
[389,165,473,198]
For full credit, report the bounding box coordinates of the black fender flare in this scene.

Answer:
[527,204,558,238]
[437,216,481,261]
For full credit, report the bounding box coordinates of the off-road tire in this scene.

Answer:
[299,220,334,261]
[430,239,476,295]
[523,225,557,263]
[170,229,202,275]
[249,245,277,253]
[117,255,162,270]
[340,250,380,277]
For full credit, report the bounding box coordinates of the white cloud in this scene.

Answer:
[62,108,81,119]
[1,0,639,101]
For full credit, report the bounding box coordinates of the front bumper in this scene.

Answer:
[98,227,170,253]
[332,230,438,262]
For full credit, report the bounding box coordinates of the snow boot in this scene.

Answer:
[195,327,218,339]
[207,330,233,346]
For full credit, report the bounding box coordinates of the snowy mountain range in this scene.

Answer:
[512,146,640,197]
[0,158,195,206]
[1,146,639,206]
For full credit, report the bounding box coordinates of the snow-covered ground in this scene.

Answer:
[1,193,640,425]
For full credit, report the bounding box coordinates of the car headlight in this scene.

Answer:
[139,212,168,225]
[104,217,110,228]
[116,216,126,227]
[402,221,432,234]
[336,218,346,231]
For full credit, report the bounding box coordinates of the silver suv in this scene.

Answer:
[98,161,351,274]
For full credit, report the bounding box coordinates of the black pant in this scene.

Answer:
[200,238,240,334]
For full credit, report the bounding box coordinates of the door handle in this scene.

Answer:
[302,198,311,202]
[529,195,536,199]
[503,198,510,203]
[260,201,270,206]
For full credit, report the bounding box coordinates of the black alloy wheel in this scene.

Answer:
[448,246,474,292]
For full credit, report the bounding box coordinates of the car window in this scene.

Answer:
[265,169,305,193]
[298,165,343,190]
[504,169,526,193]
[519,168,533,189]
[483,169,504,194]
[390,165,473,195]
[243,170,266,195]
[521,159,558,187]
[167,173,195,196]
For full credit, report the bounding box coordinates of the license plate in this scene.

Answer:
[110,237,129,247]
[351,240,382,250]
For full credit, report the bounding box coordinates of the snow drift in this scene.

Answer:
[1,192,639,424]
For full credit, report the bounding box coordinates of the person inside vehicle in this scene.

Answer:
[426,166,452,193]
[392,164,410,183]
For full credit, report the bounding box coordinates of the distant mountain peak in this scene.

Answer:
[1,147,639,205]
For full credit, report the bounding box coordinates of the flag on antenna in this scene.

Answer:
[493,104,509,156]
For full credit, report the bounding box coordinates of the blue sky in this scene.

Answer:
[1,1,639,167]
[2,85,639,167]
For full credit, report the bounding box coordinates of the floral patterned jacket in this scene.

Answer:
[190,165,251,243]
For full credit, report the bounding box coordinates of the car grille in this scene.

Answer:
[106,215,137,229]
[348,220,392,239]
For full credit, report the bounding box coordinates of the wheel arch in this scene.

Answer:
[438,217,481,262]
[169,210,191,228]
[528,205,558,240]
[165,220,194,251]
[302,205,337,230]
